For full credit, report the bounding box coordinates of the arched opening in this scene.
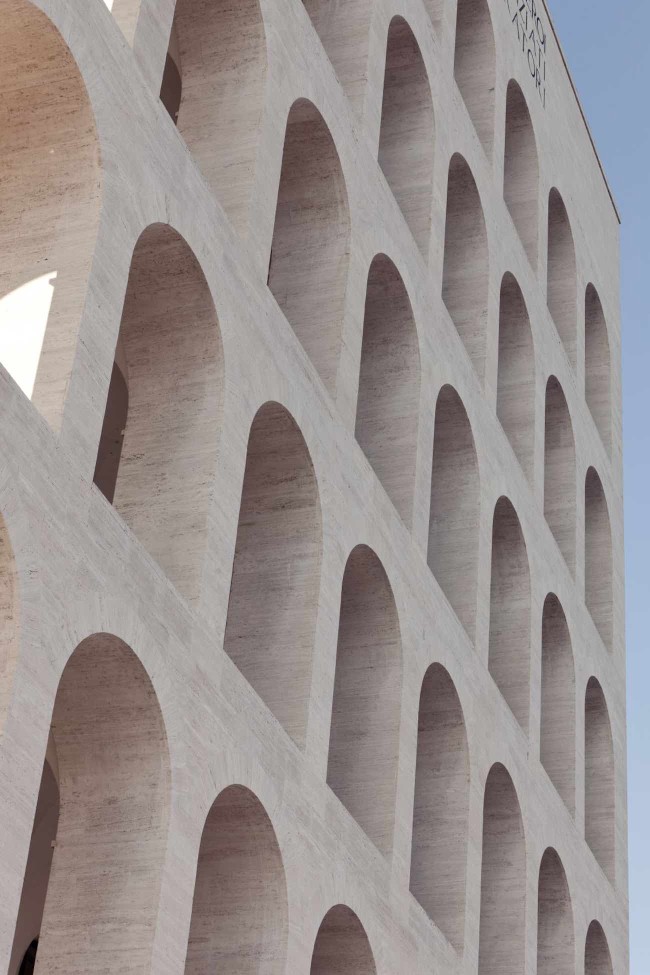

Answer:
[428,385,480,640]
[544,377,577,573]
[454,0,496,157]
[268,99,351,395]
[303,1,373,119]
[442,154,489,381]
[410,664,469,950]
[327,546,402,857]
[310,905,376,974]
[479,764,526,975]
[540,595,576,814]
[18,635,170,973]
[537,849,574,975]
[489,498,531,732]
[225,403,322,749]
[0,1,101,431]
[160,20,182,124]
[184,786,288,974]
[585,921,614,975]
[378,17,435,257]
[0,515,19,734]
[497,273,535,481]
[504,80,539,266]
[355,255,420,526]
[547,189,577,367]
[585,285,611,451]
[93,224,223,605]
[167,0,266,234]
[585,468,613,651]
[585,678,615,883]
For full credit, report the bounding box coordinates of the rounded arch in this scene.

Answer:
[479,764,526,975]
[504,80,539,266]
[355,255,420,527]
[547,189,577,367]
[585,468,613,651]
[378,17,435,257]
[310,905,376,974]
[537,849,575,975]
[225,402,322,749]
[410,664,469,950]
[540,595,576,814]
[585,678,615,883]
[327,545,402,857]
[454,0,496,157]
[93,223,224,605]
[184,785,288,974]
[585,920,614,975]
[442,154,489,381]
[489,498,531,732]
[303,1,373,119]
[497,272,535,481]
[585,285,612,451]
[268,99,351,395]
[167,0,266,233]
[0,1,101,431]
[544,376,577,573]
[23,634,170,972]
[428,385,480,640]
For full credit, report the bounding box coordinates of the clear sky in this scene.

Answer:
[544,1,648,971]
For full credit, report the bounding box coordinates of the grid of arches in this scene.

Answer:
[2,0,623,972]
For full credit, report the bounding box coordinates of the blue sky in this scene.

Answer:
[545,1,648,970]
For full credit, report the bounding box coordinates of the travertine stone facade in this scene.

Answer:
[0,0,626,972]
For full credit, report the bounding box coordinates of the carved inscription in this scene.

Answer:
[504,0,548,108]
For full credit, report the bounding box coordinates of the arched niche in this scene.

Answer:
[184,786,288,974]
[454,0,496,157]
[93,224,223,605]
[355,255,420,526]
[540,595,576,814]
[544,377,577,573]
[303,1,373,119]
[497,273,535,481]
[547,189,577,367]
[310,905,376,974]
[585,921,614,975]
[167,0,266,234]
[268,99,351,396]
[479,764,526,975]
[504,80,539,266]
[585,285,612,451]
[585,678,615,883]
[0,1,101,432]
[488,498,531,732]
[537,849,575,975]
[225,403,322,749]
[410,664,469,950]
[24,635,170,973]
[442,154,489,381]
[585,468,613,651]
[428,386,480,640]
[327,546,402,857]
[378,17,435,257]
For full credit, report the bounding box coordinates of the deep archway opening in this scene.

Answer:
[410,664,469,950]
[184,786,288,974]
[585,678,615,883]
[497,273,535,481]
[537,849,574,975]
[327,546,402,857]
[442,154,489,381]
[454,0,496,157]
[540,595,576,814]
[355,255,420,526]
[544,376,577,573]
[428,385,480,640]
[225,403,322,749]
[488,498,531,732]
[93,224,223,605]
[585,468,613,651]
[310,905,376,974]
[585,285,612,451]
[504,80,539,266]
[0,1,101,431]
[378,17,435,257]
[585,921,614,975]
[547,189,577,367]
[268,99,351,395]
